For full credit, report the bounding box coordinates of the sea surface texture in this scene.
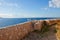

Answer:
[0,18,55,28]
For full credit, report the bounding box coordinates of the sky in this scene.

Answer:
[0,0,60,18]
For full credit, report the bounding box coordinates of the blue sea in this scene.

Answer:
[0,18,56,28]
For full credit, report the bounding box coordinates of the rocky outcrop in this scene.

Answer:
[0,19,60,40]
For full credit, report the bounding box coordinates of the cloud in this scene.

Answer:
[0,0,18,7]
[41,7,48,10]
[0,2,2,6]
[49,0,60,8]
[6,3,18,7]
[0,14,15,18]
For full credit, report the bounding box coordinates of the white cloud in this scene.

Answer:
[49,0,60,8]
[41,7,48,10]
[0,0,18,7]
[0,14,15,18]
[0,2,2,6]
[6,3,18,7]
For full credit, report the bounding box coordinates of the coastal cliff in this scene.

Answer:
[0,19,60,40]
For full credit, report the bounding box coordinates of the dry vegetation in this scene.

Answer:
[22,19,60,40]
[0,19,60,40]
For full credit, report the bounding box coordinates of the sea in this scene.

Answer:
[0,18,57,28]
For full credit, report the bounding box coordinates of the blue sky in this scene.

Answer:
[0,0,60,18]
